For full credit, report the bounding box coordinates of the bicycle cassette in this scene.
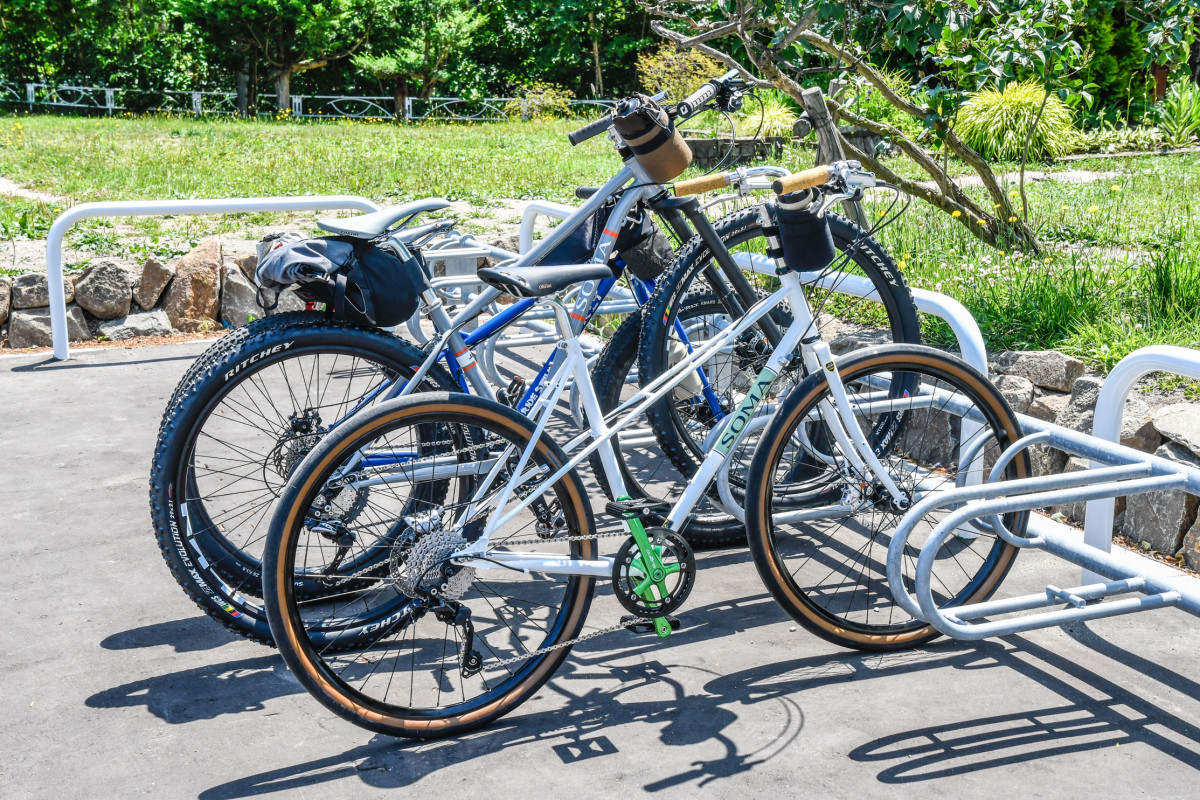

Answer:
[611,527,695,619]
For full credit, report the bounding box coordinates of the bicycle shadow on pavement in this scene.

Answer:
[85,654,302,724]
[195,642,995,798]
[81,588,781,727]
[99,616,243,654]
[849,623,1200,783]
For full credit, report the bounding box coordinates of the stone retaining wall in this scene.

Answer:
[985,348,1200,570]
[0,238,303,348]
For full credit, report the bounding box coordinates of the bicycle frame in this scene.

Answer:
[396,268,905,580]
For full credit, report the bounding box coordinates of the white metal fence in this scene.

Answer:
[0,81,616,121]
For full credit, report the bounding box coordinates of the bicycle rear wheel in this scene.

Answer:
[745,345,1030,651]
[264,392,596,738]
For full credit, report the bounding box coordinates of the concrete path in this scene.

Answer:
[2,341,1200,798]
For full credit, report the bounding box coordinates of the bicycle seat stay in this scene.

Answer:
[316,198,452,238]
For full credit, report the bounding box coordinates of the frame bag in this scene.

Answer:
[255,233,426,327]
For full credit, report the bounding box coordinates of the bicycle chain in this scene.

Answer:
[484,618,634,670]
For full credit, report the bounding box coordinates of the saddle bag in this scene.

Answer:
[612,94,693,183]
[255,233,426,327]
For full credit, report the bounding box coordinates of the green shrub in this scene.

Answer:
[637,43,722,105]
[844,70,923,139]
[1076,121,1163,154]
[953,81,1080,161]
[739,90,798,138]
[504,81,574,121]
[1157,78,1200,147]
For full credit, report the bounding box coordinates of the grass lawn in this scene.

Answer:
[2,113,1198,373]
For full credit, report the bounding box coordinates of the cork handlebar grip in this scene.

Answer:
[672,173,731,197]
[771,165,832,195]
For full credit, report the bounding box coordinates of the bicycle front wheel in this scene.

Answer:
[264,392,597,738]
[745,345,1030,651]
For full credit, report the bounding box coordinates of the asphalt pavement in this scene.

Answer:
[2,340,1199,799]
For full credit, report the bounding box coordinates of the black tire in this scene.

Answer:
[637,208,921,541]
[589,290,790,547]
[264,392,596,738]
[160,311,324,431]
[150,318,458,644]
[745,345,1030,651]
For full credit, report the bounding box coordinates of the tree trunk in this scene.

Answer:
[393,87,407,122]
[589,12,604,97]
[236,66,250,118]
[273,69,291,112]
[248,47,259,114]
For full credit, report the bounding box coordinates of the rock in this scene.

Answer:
[1151,403,1200,459]
[1055,376,1105,434]
[1121,441,1200,555]
[897,407,957,468]
[234,254,258,283]
[0,276,10,325]
[993,349,1085,392]
[220,262,260,328]
[1056,457,1091,522]
[11,272,73,309]
[73,259,133,319]
[1028,391,1070,422]
[161,238,222,332]
[97,309,174,341]
[7,305,90,347]
[134,256,175,310]
[272,288,306,314]
[829,327,892,357]
[994,374,1034,414]
[1181,517,1200,571]
[483,234,521,266]
[1118,396,1160,453]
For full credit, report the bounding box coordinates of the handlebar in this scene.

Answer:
[567,114,613,146]
[673,173,731,197]
[676,83,718,120]
[771,165,832,195]
[676,69,743,119]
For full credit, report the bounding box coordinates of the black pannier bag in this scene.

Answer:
[255,233,426,327]
[541,201,674,282]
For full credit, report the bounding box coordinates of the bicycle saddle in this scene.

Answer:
[316,198,452,238]
[478,262,615,298]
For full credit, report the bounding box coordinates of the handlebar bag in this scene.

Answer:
[256,233,426,327]
[612,94,693,183]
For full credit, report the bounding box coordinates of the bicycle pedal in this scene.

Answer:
[605,498,671,520]
[499,376,526,407]
[621,615,681,635]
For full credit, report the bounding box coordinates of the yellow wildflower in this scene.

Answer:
[1087,205,1099,213]
[952,210,961,218]
[1008,216,1017,223]
[1110,185,1121,191]
[1008,190,1018,197]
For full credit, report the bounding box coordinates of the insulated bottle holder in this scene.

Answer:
[774,193,837,272]
[612,94,693,184]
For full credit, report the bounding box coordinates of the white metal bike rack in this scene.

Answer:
[884,344,1200,640]
[44,195,383,361]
